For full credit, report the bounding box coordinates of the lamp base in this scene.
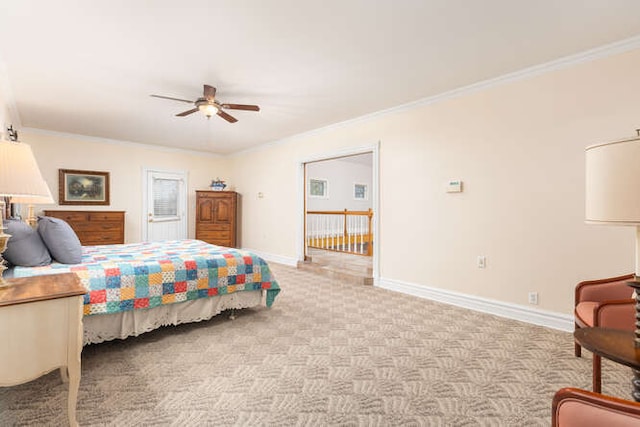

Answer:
[24,204,36,228]
[628,278,640,346]
[0,232,10,287]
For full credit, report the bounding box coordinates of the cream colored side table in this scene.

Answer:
[0,273,86,426]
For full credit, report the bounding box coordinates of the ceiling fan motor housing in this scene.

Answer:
[195,98,218,117]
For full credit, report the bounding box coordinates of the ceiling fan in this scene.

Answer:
[150,84,260,123]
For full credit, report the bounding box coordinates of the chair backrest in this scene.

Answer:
[552,387,640,427]
[575,273,635,305]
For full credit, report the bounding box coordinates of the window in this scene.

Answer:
[354,183,367,200]
[153,178,179,218]
[309,178,328,198]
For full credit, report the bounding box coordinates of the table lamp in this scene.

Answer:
[0,140,52,285]
[11,190,54,227]
[585,133,640,344]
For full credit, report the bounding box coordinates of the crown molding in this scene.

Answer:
[235,34,640,157]
[21,127,222,158]
[7,35,640,158]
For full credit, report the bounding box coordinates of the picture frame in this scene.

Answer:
[309,178,328,198]
[59,169,110,205]
[354,183,368,200]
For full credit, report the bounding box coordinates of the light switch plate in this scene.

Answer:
[447,180,463,193]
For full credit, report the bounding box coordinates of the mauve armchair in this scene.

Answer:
[552,387,640,426]
[574,273,635,393]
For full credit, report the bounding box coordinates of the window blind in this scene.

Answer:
[153,178,178,217]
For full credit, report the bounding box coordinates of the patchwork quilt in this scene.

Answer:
[12,239,280,316]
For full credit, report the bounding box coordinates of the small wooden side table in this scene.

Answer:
[574,327,640,402]
[0,273,86,426]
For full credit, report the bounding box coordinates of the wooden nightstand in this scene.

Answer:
[0,273,86,426]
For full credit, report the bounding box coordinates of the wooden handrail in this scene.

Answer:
[305,208,373,256]
[306,209,372,216]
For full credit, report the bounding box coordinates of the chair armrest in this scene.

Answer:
[575,274,634,306]
[552,387,640,426]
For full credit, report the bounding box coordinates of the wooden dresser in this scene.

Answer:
[44,210,125,245]
[195,191,238,248]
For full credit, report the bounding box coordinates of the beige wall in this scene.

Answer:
[22,131,229,243]
[230,48,640,314]
[8,47,640,316]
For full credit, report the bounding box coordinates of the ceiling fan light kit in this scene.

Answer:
[151,84,259,123]
[198,103,219,118]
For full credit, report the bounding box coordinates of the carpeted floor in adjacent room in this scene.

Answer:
[0,263,631,426]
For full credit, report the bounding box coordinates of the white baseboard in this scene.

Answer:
[242,248,298,267]
[378,277,573,332]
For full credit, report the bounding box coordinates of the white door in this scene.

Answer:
[143,169,187,242]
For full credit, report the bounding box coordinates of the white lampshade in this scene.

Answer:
[585,136,640,225]
[0,141,52,200]
[0,140,52,284]
[10,188,54,205]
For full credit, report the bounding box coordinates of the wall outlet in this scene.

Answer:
[477,256,486,269]
[528,292,538,305]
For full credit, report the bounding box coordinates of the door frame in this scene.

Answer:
[141,167,188,242]
[296,142,380,284]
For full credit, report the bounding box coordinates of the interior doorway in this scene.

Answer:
[299,146,379,285]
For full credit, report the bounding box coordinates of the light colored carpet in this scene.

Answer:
[0,263,632,426]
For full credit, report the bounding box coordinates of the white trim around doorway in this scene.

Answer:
[296,142,380,284]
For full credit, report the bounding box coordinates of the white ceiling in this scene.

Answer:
[2,1,640,155]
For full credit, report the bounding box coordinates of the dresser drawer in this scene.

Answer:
[198,237,233,247]
[78,231,123,245]
[72,222,122,232]
[45,211,89,222]
[197,230,231,240]
[196,224,230,232]
[88,212,123,222]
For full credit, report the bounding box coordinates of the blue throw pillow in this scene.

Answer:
[37,216,82,264]
[3,219,52,266]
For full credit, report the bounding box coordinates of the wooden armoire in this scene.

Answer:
[195,190,238,248]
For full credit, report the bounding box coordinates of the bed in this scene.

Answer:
[10,239,280,345]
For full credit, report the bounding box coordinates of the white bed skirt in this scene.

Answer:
[83,290,264,345]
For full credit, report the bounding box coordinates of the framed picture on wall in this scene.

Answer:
[354,183,368,200]
[59,169,110,205]
[309,178,328,198]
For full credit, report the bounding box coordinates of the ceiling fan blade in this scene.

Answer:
[217,110,238,123]
[204,85,216,101]
[176,108,199,117]
[221,103,260,111]
[150,94,194,104]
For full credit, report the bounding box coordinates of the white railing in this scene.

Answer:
[306,209,373,256]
